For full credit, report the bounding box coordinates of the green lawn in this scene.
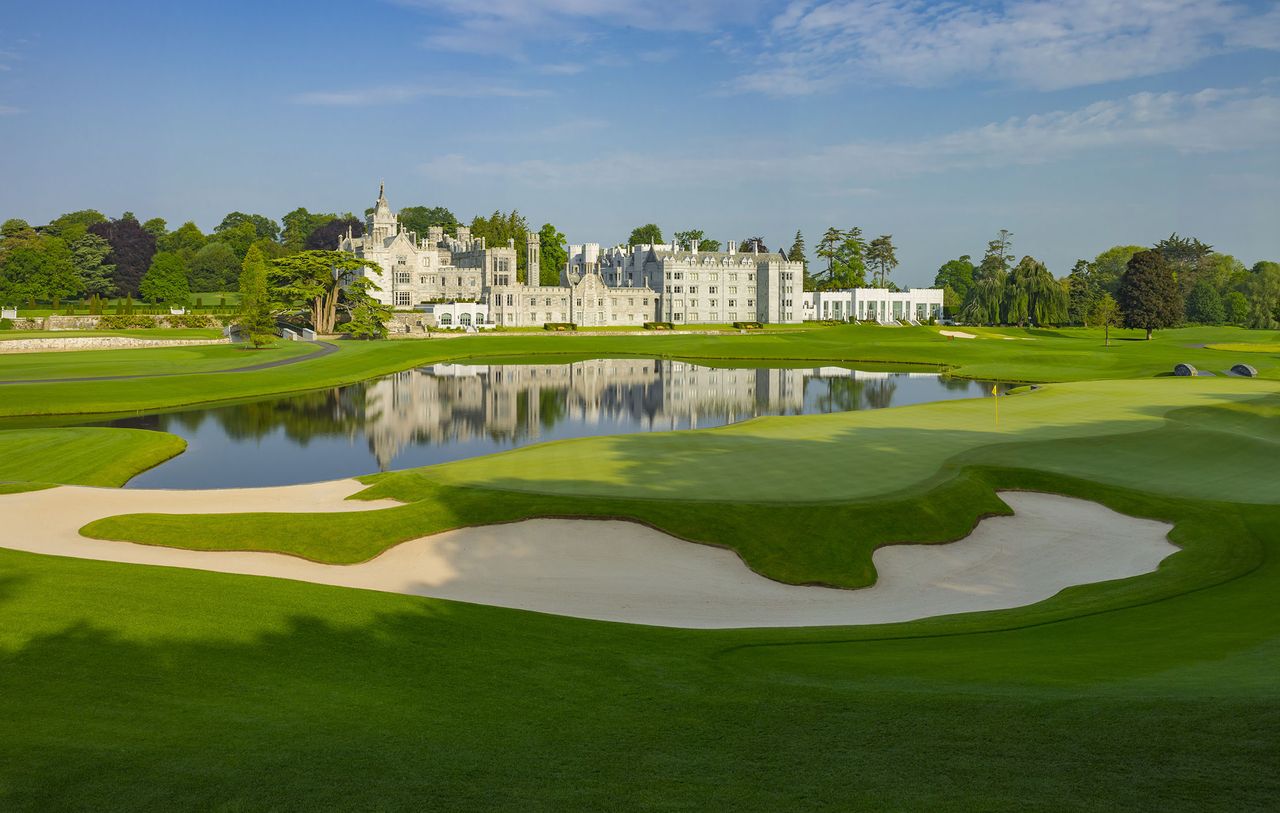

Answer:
[3,325,1280,809]
[0,427,185,488]
[2,481,1276,810]
[2,324,1279,417]
[0,340,312,382]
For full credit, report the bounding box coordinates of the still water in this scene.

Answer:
[103,359,1006,489]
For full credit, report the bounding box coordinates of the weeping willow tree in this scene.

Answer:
[1004,256,1068,326]
[961,229,1013,324]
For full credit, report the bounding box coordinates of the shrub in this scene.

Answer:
[732,321,763,330]
[98,314,158,329]
[542,322,577,331]
[167,313,217,329]
[0,318,13,331]
[643,321,675,330]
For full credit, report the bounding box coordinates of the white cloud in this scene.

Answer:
[291,83,550,106]
[392,0,767,56]
[738,0,1280,95]
[419,86,1280,188]
[537,62,586,76]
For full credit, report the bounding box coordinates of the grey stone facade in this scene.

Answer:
[592,241,805,324]
[340,186,799,327]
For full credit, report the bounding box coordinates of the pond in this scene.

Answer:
[95,359,1008,489]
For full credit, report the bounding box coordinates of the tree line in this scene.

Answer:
[933,230,1280,333]
[0,205,574,307]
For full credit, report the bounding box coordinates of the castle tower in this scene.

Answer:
[526,232,541,285]
[368,181,397,243]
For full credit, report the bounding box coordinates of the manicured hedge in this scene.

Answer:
[542,322,577,331]
[643,322,675,330]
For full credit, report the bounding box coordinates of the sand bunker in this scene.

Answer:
[0,482,1175,628]
[940,330,977,339]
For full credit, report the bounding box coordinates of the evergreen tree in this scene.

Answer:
[270,250,380,334]
[71,234,116,297]
[830,228,865,288]
[787,231,813,290]
[1117,249,1182,339]
[1066,259,1098,324]
[816,227,843,287]
[866,234,898,288]
[236,245,277,348]
[337,277,392,339]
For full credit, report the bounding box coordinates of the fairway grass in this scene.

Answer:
[0,340,310,382]
[2,324,1279,417]
[2,485,1276,809]
[3,326,1279,809]
[0,428,185,488]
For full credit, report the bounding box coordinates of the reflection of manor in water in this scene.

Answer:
[362,359,927,469]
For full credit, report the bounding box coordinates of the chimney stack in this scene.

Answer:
[728,240,737,255]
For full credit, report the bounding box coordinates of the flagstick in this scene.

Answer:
[993,382,999,427]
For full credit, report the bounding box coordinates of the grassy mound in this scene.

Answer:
[0,427,186,488]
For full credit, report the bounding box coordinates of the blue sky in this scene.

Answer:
[1,0,1278,285]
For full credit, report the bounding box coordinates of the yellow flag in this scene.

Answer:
[991,384,998,395]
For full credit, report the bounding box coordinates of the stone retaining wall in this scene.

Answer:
[0,337,232,353]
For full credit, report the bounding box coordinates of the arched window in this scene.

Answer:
[459,312,472,325]
[440,313,453,325]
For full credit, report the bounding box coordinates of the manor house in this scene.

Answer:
[578,241,805,324]
[340,185,804,328]
[340,185,653,328]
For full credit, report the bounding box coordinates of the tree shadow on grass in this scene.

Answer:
[0,527,1276,811]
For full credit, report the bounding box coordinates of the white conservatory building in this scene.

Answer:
[801,288,944,324]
